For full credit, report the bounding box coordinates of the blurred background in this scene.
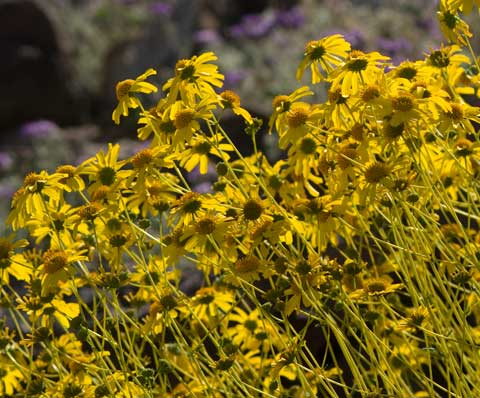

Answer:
[0,0,446,223]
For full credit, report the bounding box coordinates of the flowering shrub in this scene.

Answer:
[2,1,480,397]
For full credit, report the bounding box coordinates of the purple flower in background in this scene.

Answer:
[344,30,366,50]
[194,29,221,45]
[275,6,305,29]
[0,184,15,200]
[324,29,366,50]
[377,37,412,57]
[224,69,248,89]
[149,2,172,16]
[19,120,59,139]
[192,182,212,194]
[229,13,276,39]
[0,152,13,171]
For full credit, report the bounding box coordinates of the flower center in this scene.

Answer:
[43,250,68,274]
[328,89,347,104]
[160,120,176,134]
[179,192,202,213]
[365,162,390,183]
[235,256,261,274]
[0,238,13,261]
[174,109,196,129]
[287,108,309,128]
[392,94,415,112]
[337,147,358,169]
[361,85,381,102]
[366,278,388,294]
[350,123,364,141]
[347,52,368,72]
[109,234,128,248]
[79,202,102,220]
[116,79,134,100]
[98,167,116,186]
[396,66,417,80]
[299,137,317,154]
[243,199,264,221]
[193,141,212,155]
[91,185,110,202]
[383,122,405,139]
[132,148,154,169]
[220,90,241,108]
[447,103,464,121]
[309,45,326,60]
[455,138,473,157]
[195,217,217,235]
[429,50,450,68]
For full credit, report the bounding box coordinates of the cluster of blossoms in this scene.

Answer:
[2,0,480,397]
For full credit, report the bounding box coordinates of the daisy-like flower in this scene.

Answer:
[0,355,23,396]
[182,211,232,255]
[112,68,158,124]
[25,198,87,246]
[349,276,403,300]
[226,307,284,352]
[436,101,480,137]
[163,52,224,104]
[426,44,470,69]
[168,97,217,148]
[6,170,64,230]
[437,2,472,46]
[39,247,87,295]
[296,34,351,83]
[189,286,235,323]
[444,0,480,14]
[80,143,130,195]
[323,88,357,129]
[231,254,266,283]
[218,90,253,124]
[177,133,233,174]
[330,50,390,96]
[142,291,182,336]
[0,235,29,284]
[55,164,85,192]
[268,86,313,133]
[277,102,323,149]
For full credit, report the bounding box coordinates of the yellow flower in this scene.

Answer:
[190,286,235,322]
[163,52,224,104]
[177,133,233,174]
[277,102,323,149]
[0,355,23,396]
[112,68,157,124]
[269,86,313,134]
[296,34,351,83]
[444,0,480,14]
[55,164,85,192]
[330,50,390,96]
[226,307,284,351]
[437,3,472,45]
[6,170,64,230]
[80,143,130,195]
[0,235,29,284]
[426,44,470,69]
[218,90,253,124]
[39,247,87,295]
[349,277,403,300]
[168,97,217,148]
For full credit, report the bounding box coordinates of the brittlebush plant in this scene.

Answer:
[2,1,480,397]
